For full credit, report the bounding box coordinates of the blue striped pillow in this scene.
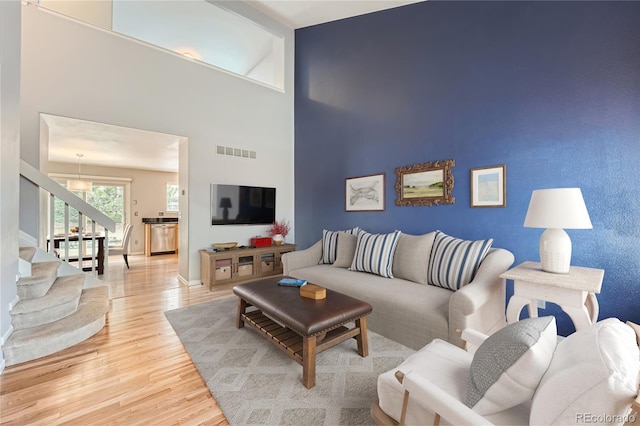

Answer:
[320,227,361,264]
[349,231,401,278]
[428,231,493,290]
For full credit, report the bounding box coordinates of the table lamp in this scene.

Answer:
[219,197,232,222]
[523,188,592,274]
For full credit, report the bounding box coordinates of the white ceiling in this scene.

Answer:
[44,114,185,173]
[250,0,424,29]
[46,1,424,173]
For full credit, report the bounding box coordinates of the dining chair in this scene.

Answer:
[109,224,132,268]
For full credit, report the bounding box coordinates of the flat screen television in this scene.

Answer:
[211,184,276,225]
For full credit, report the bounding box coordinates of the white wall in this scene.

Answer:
[39,0,112,29]
[0,0,22,371]
[20,2,294,284]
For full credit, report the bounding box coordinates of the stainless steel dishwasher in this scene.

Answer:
[150,223,177,254]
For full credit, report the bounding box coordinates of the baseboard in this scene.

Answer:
[8,294,19,311]
[1,297,19,374]
[19,229,38,247]
[1,323,14,348]
[178,274,201,287]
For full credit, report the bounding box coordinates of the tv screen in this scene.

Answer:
[211,184,276,225]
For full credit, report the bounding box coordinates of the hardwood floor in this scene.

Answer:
[1,254,233,425]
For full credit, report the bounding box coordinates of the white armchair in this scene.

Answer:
[373,319,640,426]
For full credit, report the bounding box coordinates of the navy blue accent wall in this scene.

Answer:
[294,1,640,335]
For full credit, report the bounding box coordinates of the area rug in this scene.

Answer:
[164,297,415,425]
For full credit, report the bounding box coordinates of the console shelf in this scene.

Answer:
[199,243,296,290]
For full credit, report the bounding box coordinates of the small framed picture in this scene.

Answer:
[470,165,506,208]
[394,159,455,207]
[345,173,385,211]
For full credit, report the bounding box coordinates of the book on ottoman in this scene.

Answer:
[278,278,307,287]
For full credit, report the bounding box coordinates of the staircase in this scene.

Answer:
[3,245,110,366]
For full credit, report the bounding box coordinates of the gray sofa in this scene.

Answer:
[282,231,514,350]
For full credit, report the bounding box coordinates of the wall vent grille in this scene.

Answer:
[217,145,256,159]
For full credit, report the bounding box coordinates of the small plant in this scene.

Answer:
[268,219,290,238]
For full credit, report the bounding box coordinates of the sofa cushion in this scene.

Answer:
[289,264,451,350]
[332,232,358,268]
[466,316,557,415]
[392,232,436,285]
[530,318,640,425]
[428,231,493,290]
[320,227,360,264]
[350,230,401,278]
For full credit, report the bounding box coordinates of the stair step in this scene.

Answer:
[16,261,60,300]
[11,274,85,330]
[3,286,110,366]
[19,246,36,262]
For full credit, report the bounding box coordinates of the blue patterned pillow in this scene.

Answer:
[320,227,361,264]
[428,231,493,290]
[349,231,401,278]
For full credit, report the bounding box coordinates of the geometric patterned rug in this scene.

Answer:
[164,297,416,425]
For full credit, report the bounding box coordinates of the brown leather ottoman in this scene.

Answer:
[233,276,372,388]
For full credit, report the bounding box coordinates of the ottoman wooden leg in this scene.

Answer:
[355,317,369,357]
[302,335,317,388]
[236,298,246,329]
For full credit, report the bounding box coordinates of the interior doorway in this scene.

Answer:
[40,113,188,272]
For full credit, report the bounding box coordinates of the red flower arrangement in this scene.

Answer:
[268,219,290,238]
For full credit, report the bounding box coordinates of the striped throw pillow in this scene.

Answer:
[320,227,361,264]
[428,231,493,290]
[349,231,401,278]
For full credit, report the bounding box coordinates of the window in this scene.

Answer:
[167,184,179,212]
[50,175,131,246]
[40,0,286,90]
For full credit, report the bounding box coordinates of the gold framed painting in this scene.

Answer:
[395,159,455,206]
[470,164,506,207]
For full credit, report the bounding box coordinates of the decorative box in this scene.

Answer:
[251,237,272,248]
[214,259,232,280]
[238,264,253,277]
[261,261,274,272]
[300,284,326,300]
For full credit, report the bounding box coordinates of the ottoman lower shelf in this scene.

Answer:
[242,309,360,360]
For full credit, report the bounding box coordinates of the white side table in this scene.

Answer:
[500,261,604,331]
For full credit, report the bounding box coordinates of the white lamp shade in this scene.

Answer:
[524,188,592,273]
[524,188,592,229]
[67,179,93,192]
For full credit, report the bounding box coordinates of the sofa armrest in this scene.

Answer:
[461,328,489,354]
[448,248,515,346]
[282,240,322,275]
[401,370,494,426]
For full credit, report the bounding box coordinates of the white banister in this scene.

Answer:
[21,159,116,279]
[20,160,116,232]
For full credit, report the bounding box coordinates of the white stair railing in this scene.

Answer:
[20,160,116,278]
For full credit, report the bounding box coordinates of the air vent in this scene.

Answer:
[216,145,256,160]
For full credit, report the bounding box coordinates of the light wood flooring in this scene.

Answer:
[1,254,233,425]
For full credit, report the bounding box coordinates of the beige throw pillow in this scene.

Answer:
[392,232,436,285]
[332,232,358,268]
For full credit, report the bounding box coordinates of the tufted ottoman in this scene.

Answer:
[233,276,372,388]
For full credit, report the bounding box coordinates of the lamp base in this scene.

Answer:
[539,228,572,274]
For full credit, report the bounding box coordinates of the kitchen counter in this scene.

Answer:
[142,217,179,224]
